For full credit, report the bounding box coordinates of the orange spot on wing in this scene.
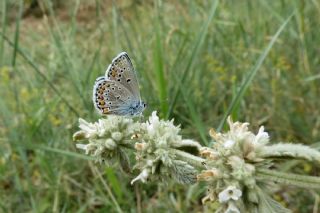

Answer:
[98,89,104,94]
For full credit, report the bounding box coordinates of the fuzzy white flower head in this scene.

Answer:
[210,117,270,158]
[227,117,252,141]
[218,186,242,203]
[144,111,180,140]
[210,117,256,150]
[73,116,141,164]
[134,111,199,184]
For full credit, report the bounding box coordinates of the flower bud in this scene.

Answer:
[111,132,123,142]
[73,130,87,141]
[105,139,117,150]
[200,147,219,160]
[197,168,220,181]
[135,142,148,151]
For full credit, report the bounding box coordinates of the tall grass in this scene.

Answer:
[0,0,7,66]
[217,13,294,131]
[0,0,320,212]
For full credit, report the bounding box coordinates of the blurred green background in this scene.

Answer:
[1,0,320,212]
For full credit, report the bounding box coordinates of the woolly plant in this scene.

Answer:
[73,112,320,212]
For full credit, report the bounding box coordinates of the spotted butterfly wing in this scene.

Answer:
[105,52,141,100]
[93,77,138,115]
[93,52,145,116]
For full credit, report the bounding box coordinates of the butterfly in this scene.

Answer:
[93,52,146,116]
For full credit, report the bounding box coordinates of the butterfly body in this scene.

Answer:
[93,52,146,116]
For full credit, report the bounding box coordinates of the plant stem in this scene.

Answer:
[256,168,320,189]
[173,149,206,169]
[259,143,320,163]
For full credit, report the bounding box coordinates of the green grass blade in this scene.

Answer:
[6,4,29,206]
[153,2,168,117]
[37,146,95,160]
[84,32,104,111]
[171,70,208,145]
[180,85,209,145]
[112,0,120,52]
[167,0,219,117]
[9,0,23,118]
[105,167,123,201]
[111,3,135,55]
[43,0,87,106]
[91,165,123,213]
[11,0,23,67]
[0,0,7,66]
[217,13,294,131]
[304,74,320,82]
[0,32,80,116]
[259,0,298,38]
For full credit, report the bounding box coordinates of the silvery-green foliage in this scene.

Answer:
[198,117,320,213]
[170,160,197,184]
[73,116,141,170]
[73,113,320,213]
[197,117,287,212]
[258,143,320,162]
[132,112,201,184]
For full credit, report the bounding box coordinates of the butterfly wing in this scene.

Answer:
[93,76,135,115]
[105,52,141,101]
